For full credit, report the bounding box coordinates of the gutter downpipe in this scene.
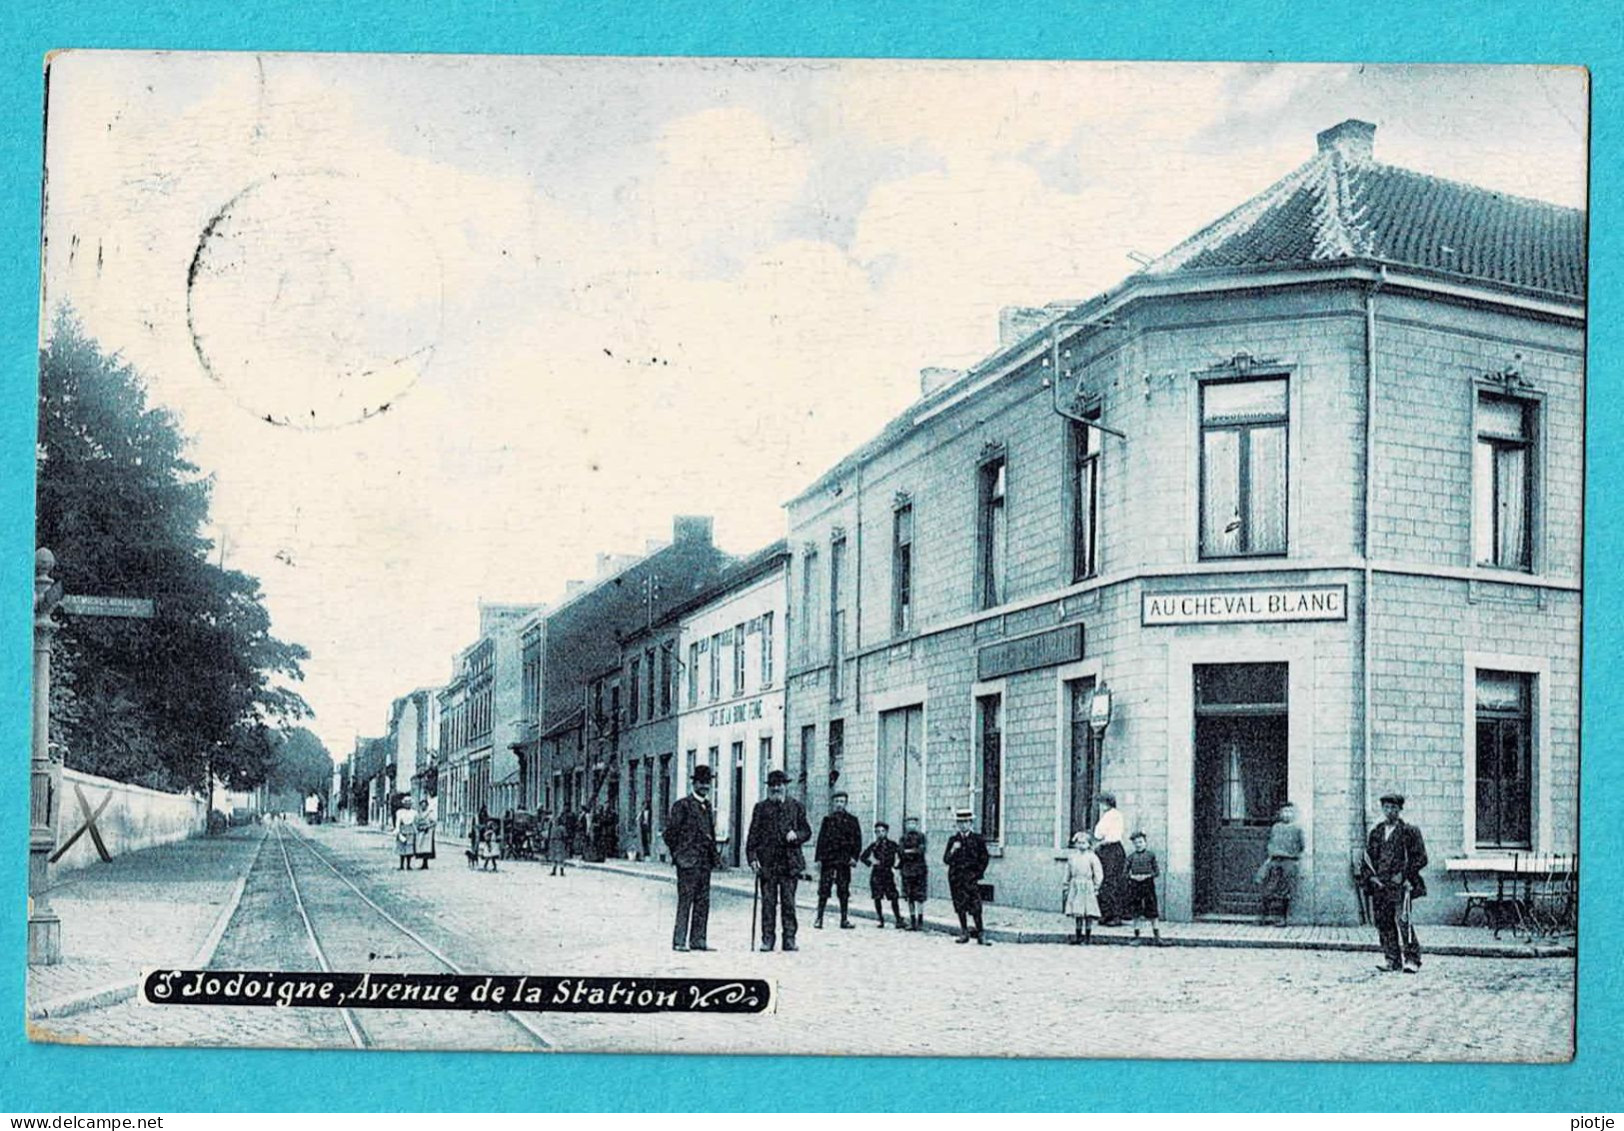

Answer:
[1361,266,1387,848]
[853,461,864,716]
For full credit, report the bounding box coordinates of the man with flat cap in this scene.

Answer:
[814,790,863,929]
[1360,791,1429,973]
[664,762,721,952]
[747,769,813,951]
[944,807,992,944]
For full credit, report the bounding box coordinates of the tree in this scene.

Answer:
[267,727,334,799]
[37,315,311,793]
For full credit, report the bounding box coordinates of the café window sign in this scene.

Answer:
[1142,585,1347,626]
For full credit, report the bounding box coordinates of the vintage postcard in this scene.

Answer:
[26,54,1584,1060]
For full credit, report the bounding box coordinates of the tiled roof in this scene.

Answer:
[1145,133,1586,300]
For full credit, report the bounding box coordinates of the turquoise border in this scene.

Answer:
[3,1,1618,1112]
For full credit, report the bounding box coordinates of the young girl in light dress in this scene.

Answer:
[1062,831,1104,945]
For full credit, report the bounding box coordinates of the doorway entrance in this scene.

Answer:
[877,705,924,832]
[1193,663,1288,915]
[729,742,745,867]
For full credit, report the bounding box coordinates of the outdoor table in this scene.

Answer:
[1444,855,1576,938]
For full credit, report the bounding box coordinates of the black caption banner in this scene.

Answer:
[140,970,773,1013]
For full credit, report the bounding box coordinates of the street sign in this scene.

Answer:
[60,594,156,619]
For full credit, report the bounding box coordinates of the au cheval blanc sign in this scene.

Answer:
[1142,585,1347,626]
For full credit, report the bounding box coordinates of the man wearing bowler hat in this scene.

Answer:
[746,769,812,951]
[1359,791,1429,973]
[664,762,721,952]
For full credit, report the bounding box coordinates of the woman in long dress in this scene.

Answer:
[393,797,418,871]
[1093,792,1127,925]
[1062,832,1104,945]
[545,811,570,876]
[413,793,437,870]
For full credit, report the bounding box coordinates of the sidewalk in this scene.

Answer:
[572,856,1575,958]
[25,824,265,1020]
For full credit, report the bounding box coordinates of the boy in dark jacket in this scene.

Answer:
[814,791,863,929]
[860,821,905,928]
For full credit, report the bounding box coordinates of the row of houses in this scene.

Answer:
[345,121,1585,925]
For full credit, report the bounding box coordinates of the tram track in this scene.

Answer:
[271,821,557,1051]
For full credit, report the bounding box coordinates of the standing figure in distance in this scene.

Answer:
[1061,831,1103,945]
[814,791,863,929]
[1093,792,1127,926]
[414,792,437,870]
[944,807,991,945]
[746,769,812,951]
[1255,801,1304,926]
[393,794,418,872]
[638,801,653,861]
[546,809,570,877]
[897,815,929,931]
[1361,791,1428,973]
[860,821,905,929]
[664,763,721,952]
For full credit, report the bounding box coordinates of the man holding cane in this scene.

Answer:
[746,769,812,952]
[1360,791,1428,974]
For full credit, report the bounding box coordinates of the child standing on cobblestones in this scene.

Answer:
[478,826,500,872]
[860,821,905,928]
[898,816,929,931]
[1061,832,1103,945]
[1125,830,1162,946]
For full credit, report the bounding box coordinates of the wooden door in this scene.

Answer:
[1194,713,1287,914]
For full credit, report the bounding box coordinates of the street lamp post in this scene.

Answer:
[30,548,64,965]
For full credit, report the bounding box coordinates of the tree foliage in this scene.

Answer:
[268,726,334,798]
[37,315,311,793]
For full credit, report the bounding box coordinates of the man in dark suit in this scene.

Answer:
[1360,791,1429,973]
[944,807,992,945]
[746,769,812,951]
[814,791,864,929]
[664,763,721,952]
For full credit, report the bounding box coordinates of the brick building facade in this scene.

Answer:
[785,121,1583,924]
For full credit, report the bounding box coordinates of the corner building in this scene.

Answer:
[784,121,1583,925]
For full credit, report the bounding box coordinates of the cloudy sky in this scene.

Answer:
[38,56,1588,763]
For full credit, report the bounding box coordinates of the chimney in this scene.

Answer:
[920,366,963,396]
[673,515,714,545]
[1316,119,1376,164]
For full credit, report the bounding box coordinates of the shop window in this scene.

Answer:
[1072,414,1100,581]
[1476,670,1533,849]
[893,503,914,634]
[1200,378,1287,558]
[828,718,845,789]
[799,724,815,803]
[978,457,1007,608]
[978,694,1003,841]
[1475,393,1535,571]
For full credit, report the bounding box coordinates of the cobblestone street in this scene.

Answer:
[32,824,1575,1061]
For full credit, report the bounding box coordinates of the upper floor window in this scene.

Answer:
[1475,393,1535,571]
[660,643,673,715]
[800,548,820,666]
[688,641,701,706]
[733,622,747,695]
[760,612,775,688]
[1200,377,1287,558]
[830,535,848,698]
[645,648,656,718]
[709,633,723,701]
[978,457,1007,608]
[892,503,914,635]
[628,658,641,724]
[1072,415,1100,580]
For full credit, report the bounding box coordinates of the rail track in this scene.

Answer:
[271,821,557,1051]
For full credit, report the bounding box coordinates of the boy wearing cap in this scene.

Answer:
[747,768,813,951]
[664,762,722,952]
[1360,792,1428,973]
[1124,830,1162,946]
[898,816,929,930]
[814,791,864,929]
[860,821,905,928]
[944,808,992,944]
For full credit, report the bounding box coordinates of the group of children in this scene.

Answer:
[1062,828,1162,945]
[464,821,502,871]
[850,815,1165,947]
